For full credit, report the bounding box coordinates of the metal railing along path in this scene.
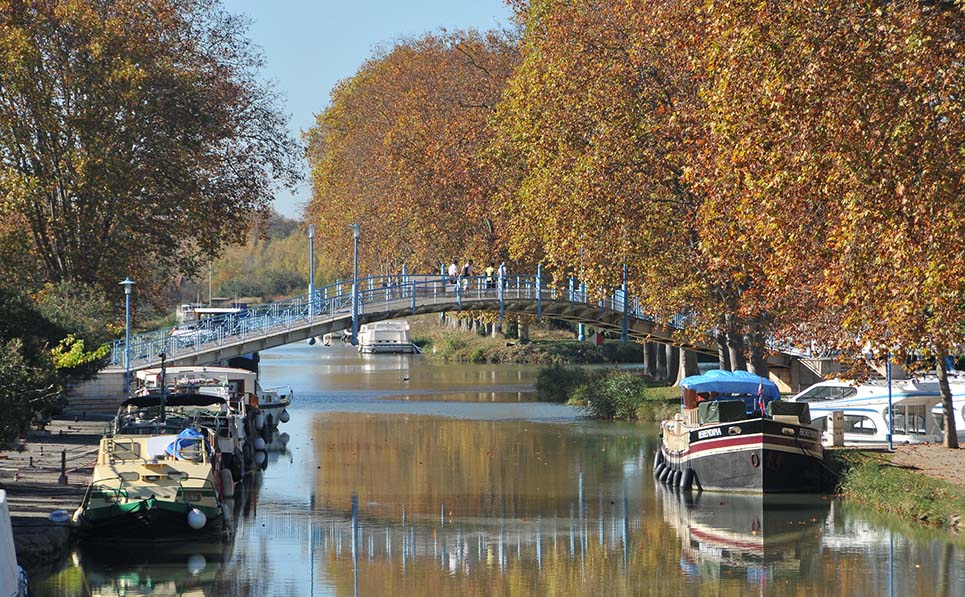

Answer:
[108,272,789,371]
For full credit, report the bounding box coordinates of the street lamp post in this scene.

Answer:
[119,278,135,396]
[351,223,361,345]
[308,224,315,318]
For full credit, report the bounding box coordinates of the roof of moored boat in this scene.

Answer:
[680,369,780,401]
[120,393,227,408]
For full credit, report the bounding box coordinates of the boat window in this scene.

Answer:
[810,416,827,432]
[843,415,877,435]
[796,386,858,402]
[885,404,928,435]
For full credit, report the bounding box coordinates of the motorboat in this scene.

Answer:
[257,385,293,429]
[655,370,824,493]
[787,378,957,445]
[74,426,228,541]
[134,367,264,479]
[357,320,416,354]
[1,490,28,596]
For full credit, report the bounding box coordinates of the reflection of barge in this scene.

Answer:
[659,489,828,583]
[656,370,824,493]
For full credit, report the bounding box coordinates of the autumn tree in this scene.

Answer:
[305,30,518,277]
[698,0,965,446]
[493,0,773,371]
[0,0,300,300]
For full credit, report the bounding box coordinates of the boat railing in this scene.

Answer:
[175,477,220,505]
[83,477,131,504]
[104,437,144,463]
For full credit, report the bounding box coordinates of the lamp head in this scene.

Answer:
[119,278,135,294]
[351,223,361,239]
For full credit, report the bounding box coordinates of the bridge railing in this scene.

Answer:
[109,272,683,369]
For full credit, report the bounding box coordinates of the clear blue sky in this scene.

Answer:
[221,0,514,219]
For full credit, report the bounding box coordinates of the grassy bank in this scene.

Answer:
[413,327,642,365]
[536,365,678,421]
[826,449,964,531]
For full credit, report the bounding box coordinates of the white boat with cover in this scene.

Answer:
[74,426,227,541]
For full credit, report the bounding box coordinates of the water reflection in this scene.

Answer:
[30,344,965,595]
[658,489,829,586]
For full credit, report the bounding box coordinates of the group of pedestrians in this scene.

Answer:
[446,259,504,289]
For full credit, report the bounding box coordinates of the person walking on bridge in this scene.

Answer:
[462,259,473,289]
[485,263,496,289]
[448,260,458,285]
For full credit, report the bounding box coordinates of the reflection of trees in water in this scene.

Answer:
[309,413,656,521]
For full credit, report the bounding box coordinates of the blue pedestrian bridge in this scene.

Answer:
[105,273,807,376]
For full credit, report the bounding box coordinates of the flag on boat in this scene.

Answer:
[757,377,765,413]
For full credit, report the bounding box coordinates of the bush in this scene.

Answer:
[577,372,651,419]
[535,365,592,403]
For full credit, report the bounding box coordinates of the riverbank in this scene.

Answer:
[827,447,964,531]
[411,321,642,364]
[0,418,102,572]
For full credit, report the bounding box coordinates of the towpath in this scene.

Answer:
[889,443,965,487]
[0,418,102,571]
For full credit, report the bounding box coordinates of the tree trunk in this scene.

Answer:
[727,331,747,371]
[492,320,502,338]
[935,347,960,449]
[677,349,699,385]
[518,321,530,343]
[716,331,731,371]
[666,345,679,384]
[644,342,657,378]
[656,344,668,382]
[746,329,769,377]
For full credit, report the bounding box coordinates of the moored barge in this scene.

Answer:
[655,370,824,493]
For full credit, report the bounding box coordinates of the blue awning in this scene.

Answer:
[680,369,780,400]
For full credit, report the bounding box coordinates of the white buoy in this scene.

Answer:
[187,553,207,576]
[279,409,290,424]
[187,508,207,530]
[221,468,234,498]
[253,437,266,451]
[278,432,290,446]
[254,413,265,431]
[254,451,266,466]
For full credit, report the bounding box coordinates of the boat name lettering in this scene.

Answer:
[697,428,723,440]
[798,427,820,440]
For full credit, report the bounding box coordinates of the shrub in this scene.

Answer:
[535,365,592,403]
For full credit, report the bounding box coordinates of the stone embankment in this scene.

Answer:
[0,418,104,572]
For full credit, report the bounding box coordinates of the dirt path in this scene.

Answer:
[0,417,104,570]
[888,443,965,487]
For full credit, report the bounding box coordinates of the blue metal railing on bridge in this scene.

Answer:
[109,272,694,369]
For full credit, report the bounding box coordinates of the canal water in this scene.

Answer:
[33,344,965,596]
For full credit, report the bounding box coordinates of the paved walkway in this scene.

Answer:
[0,418,102,570]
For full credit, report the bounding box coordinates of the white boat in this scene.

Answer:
[74,426,228,541]
[257,385,293,429]
[787,378,952,445]
[357,320,416,354]
[0,490,28,597]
